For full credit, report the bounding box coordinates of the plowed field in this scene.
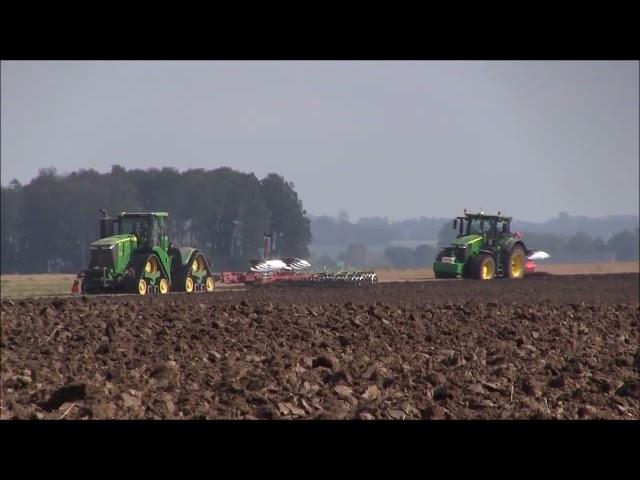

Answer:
[1,273,638,419]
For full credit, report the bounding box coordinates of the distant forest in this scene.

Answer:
[1,166,311,273]
[1,167,638,274]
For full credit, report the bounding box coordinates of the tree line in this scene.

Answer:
[314,243,439,270]
[1,166,311,273]
[310,214,448,247]
[311,224,638,271]
[437,223,639,262]
[3,168,637,274]
[310,211,639,250]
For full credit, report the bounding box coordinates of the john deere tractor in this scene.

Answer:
[433,211,527,280]
[78,210,215,295]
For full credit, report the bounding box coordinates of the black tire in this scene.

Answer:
[506,245,526,279]
[173,252,210,292]
[81,281,97,294]
[172,267,191,292]
[473,254,495,280]
[173,259,197,293]
[462,263,474,279]
[123,254,153,294]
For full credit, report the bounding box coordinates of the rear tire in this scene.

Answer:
[192,254,206,273]
[474,254,495,280]
[145,256,159,274]
[173,252,211,292]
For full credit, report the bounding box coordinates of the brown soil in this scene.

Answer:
[375,261,639,282]
[536,261,639,275]
[1,273,638,420]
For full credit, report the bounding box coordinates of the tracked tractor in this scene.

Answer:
[75,210,215,295]
[433,211,544,280]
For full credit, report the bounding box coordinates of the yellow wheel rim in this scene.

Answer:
[511,254,524,278]
[481,263,491,280]
[138,278,147,295]
[185,277,194,293]
[480,258,494,280]
[159,278,169,294]
[192,256,204,273]
[205,276,215,292]
[145,257,158,274]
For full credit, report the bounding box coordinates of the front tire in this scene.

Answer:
[506,245,526,279]
[474,254,495,280]
[81,280,98,294]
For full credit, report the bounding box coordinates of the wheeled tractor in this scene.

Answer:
[433,211,536,280]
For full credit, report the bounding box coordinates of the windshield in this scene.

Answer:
[466,218,494,236]
[119,217,149,237]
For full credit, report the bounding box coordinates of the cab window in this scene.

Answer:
[467,219,494,235]
[497,221,510,234]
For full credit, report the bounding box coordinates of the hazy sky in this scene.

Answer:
[1,61,638,222]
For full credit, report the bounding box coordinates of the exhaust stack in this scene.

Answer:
[98,209,115,239]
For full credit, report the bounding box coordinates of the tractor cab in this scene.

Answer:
[116,212,169,252]
[454,212,512,247]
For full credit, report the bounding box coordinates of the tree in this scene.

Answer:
[230,172,270,268]
[413,244,437,267]
[437,221,458,247]
[566,231,594,254]
[315,255,337,271]
[260,173,312,258]
[19,169,67,272]
[0,181,24,273]
[384,246,415,268]
[2,166,312,273]
[357,216,389,226]
[345,243,367,268]
[190,168,269,270]
[337,210,350,223]
[592,237,608,254]
[520,232,566,253]
[607,230,639,261]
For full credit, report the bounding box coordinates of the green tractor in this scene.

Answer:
[433,211,529,280]
[76,210,215,295]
